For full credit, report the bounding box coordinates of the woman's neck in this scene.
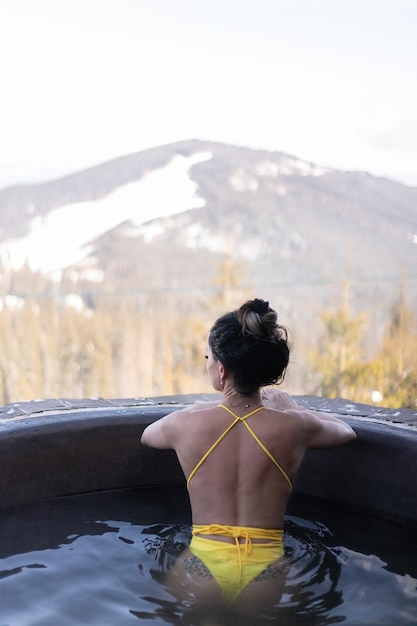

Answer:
[221,387,262,410]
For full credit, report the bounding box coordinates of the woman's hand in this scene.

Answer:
[262,388,299,411]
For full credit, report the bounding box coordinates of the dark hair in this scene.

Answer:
[208,298,291,396]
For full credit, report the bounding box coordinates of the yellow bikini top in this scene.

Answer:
[186,404,293,491]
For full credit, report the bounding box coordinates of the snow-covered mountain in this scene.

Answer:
[0,152,210,275]
[0,139,416,321]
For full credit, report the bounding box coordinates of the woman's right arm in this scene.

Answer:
[294,408,357,449]
[265,389,356,448]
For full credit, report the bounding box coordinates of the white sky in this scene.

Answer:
[1,0,416,188]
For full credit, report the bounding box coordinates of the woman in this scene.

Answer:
[141,298,356,612]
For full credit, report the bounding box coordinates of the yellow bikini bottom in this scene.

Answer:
[189,524,284,604]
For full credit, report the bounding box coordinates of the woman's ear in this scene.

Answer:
[218,362,227,386]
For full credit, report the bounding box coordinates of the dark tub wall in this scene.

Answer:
[0,395,416,525]
[293,420,417,523]
[0,406,184,508]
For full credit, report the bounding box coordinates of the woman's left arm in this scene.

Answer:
[141,412,178,449]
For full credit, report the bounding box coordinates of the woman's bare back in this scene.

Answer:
[171,403,309,529]
[141,391,356,530]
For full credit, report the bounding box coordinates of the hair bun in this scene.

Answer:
[250,299,270,315]
[238,299,277,340]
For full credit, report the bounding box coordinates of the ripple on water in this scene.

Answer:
[1,488,416,626]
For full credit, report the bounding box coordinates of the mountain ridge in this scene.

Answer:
[0,139,416,332]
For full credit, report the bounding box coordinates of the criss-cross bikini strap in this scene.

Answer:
[186,417,239,488]
[186,403,293,492]
[219,404,292,490]
[241,420,293,491]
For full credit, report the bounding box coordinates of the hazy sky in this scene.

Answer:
[1,0,416,188]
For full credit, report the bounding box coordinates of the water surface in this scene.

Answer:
[1,487,416,625]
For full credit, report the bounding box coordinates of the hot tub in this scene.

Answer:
[1,395,416,624]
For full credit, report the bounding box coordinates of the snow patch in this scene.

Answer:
[228,157,328,194]
[255,158,329,177]
[136,221,165,244]
[64,294,85,312]
[229,169,258,192]
[0,152,212,275]
[0,295,25,311]
[185,224,208,249]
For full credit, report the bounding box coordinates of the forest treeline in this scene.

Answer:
[0,269,416,409]
[307,288,417,408]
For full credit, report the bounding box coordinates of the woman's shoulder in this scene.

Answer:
[170,400,220,419]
